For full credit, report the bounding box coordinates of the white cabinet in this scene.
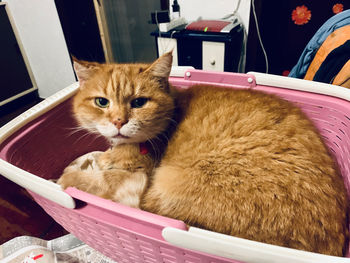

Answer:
[202,41,225,71]
[152,26,243,72]
[157,37,179,66]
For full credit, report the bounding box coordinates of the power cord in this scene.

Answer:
[155,10,177,55]
[251,0,269,73]
[234,0,242,15]
[222,0,246,72]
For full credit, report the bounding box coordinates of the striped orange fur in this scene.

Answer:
[59,52,348,256]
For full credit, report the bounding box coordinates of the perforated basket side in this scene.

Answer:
[254,85,350,195]
[30,191,239,263]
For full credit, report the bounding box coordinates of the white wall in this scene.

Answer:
[6,0,76,98]
[170,0,251,33]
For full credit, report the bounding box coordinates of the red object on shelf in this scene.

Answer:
[185,20,231,32]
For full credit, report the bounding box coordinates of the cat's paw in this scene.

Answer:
[56,173,75,190]
[65,151,103,173]
[48,178,58,183]
[56,171,93,191]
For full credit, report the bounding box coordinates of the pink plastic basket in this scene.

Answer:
[1,69,350,263]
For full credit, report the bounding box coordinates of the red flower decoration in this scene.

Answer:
[292,5,312,25]
[282,70,290,76]
[333,3,344,14]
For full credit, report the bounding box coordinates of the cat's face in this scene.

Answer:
[72,52,175,145]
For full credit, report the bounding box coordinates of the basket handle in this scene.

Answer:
[162,227,350,263]
[0,159,75,208]
[0,83,82,209]
[249,72,350,101]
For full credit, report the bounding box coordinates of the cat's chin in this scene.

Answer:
[110,137,130,146]
[109,136,145,146]
[112,134,130,139]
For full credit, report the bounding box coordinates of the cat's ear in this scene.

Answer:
[145,51,173,79]
[72,56,101,85]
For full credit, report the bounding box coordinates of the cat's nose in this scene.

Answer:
[113,119,127,129]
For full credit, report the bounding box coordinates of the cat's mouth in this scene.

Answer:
[112,133,130,139]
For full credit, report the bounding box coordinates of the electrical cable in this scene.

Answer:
[233,0,242,15]
[251,0,269,73]
[155,10,177,55]
[155,10,161,39]
[234,9,247,73]
[222,0,241,20]
[222,0,246,72]
[238,17,247,73]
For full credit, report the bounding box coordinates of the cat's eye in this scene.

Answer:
[130,97,149,108]
[95,97,110,108]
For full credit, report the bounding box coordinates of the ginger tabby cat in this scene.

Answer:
[58,52,348,256]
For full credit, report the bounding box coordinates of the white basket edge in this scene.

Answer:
[248,72,350,101]
[163,227,350,263]
[0,82,79,209]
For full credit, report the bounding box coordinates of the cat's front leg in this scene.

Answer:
[103,169,148,208]
[57,170,107,196]
[57,151,106,194]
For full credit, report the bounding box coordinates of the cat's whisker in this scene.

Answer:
[148,138,162,162]
[134,128,164,162]
[155,132,170,145]
[70,127,104,146]
[73,132,95,145]
[91,133,109,147]
[163,116,178,124]
[65,126,89,137]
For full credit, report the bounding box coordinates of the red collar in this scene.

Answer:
[139,142,149,155]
